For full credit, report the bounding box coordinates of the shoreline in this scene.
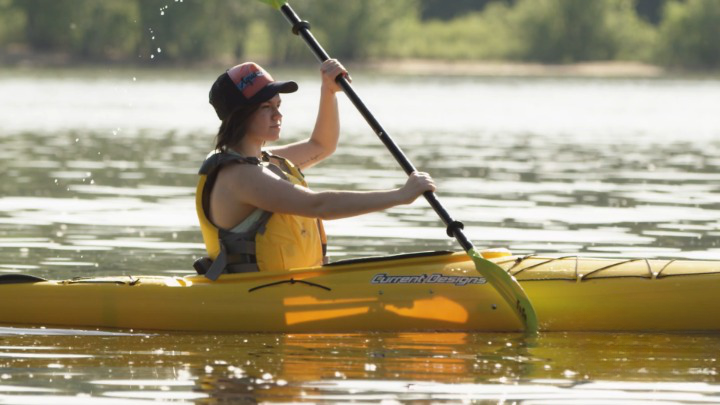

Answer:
[2,49,716,79]
[361,59,667,78]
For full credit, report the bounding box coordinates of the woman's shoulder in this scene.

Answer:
[216,158,285,184]
[200,151,261,174]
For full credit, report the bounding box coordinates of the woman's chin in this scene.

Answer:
[267,129,281,141]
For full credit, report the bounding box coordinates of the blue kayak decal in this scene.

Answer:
[371,273,486,287]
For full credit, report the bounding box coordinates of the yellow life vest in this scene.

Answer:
[195,151,327,280]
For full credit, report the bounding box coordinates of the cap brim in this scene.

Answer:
[249,80,298,104]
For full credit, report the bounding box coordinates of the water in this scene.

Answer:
[1,68,720,402]
[1,329,720,403]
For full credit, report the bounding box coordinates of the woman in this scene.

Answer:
[196,60,436,280]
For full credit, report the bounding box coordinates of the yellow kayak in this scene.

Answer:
[1,250,719,332]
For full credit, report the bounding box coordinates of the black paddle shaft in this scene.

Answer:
[280,4,474,252]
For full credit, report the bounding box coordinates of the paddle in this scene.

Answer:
[257,0,538,334]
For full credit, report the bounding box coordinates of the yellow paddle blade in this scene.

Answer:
[469,248,539,334]
[256,0,286,10]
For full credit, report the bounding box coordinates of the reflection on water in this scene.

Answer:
[1,328,719,403]
[1,70,720,402]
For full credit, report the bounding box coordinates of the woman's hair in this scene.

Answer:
[214,103,260,151]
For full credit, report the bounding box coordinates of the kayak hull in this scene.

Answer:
[1,252,719,332]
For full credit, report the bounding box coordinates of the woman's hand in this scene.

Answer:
[400,172,436,204]
[320,59,350,94]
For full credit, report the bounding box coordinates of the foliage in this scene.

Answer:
[0,0,25,44]
[509,0,655,63]
[0,0,717,71]
[656,0,720,70]
[382,0,656,64]
[263,0,418,63]
[380,3,519,61]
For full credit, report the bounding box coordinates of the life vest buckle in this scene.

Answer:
[193,257,213,275]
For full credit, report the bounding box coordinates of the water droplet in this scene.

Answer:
[157,47,162,53]
[151,54,155,59]
[563,369,577,378]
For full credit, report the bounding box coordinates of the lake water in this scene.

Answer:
[1,68,720,402]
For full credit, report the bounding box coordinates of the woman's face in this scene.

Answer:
[245,94,283,143]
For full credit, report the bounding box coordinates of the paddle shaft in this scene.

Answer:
[280,4,473,252]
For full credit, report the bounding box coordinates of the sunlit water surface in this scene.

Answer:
[1,69,720,402]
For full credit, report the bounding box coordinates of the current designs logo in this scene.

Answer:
[371,273,486,287]
[236,71,265,91]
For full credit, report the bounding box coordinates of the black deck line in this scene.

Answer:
[0,274,48,284]
[323,250,456,267]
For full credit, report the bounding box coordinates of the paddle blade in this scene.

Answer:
[469,248,539,334]
[256,0,286,10]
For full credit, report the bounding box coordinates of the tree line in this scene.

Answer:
[0,0,718,71]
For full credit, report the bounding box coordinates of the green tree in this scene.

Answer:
[136,0,263,64]
[14,0,78,51]
[11,0,141,60]
[510,0,654,63]
[381,2,519,61]
[71,1,140,60]
[264,0,418,63]
[0,0,26,45]
[656,0,720,70]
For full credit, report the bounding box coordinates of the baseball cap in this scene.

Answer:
[209,62,298,121]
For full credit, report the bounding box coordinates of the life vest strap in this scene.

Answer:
[226,263,260,273]
[205,250,227,281]
[193,256,259,276]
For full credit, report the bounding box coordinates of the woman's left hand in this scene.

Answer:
[321,59,350,94]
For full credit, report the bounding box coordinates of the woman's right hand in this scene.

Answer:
[400,172,436,204]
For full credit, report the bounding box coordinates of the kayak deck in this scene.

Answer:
[1,251,719,332]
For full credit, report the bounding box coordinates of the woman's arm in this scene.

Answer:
[222,163,435,220]
[268,59,348,170]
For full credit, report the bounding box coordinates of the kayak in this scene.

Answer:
[1,250,719,333]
